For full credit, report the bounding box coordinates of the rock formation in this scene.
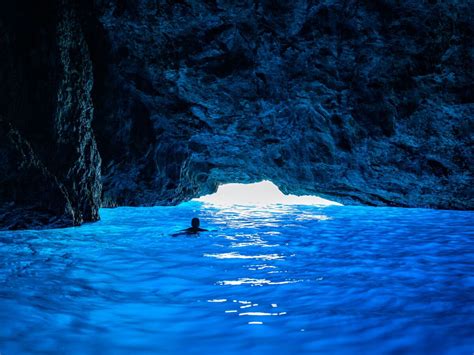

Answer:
[0,1,101,229]
[1,0,473,229]
[94,0,473,209]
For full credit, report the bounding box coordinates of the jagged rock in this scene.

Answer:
[0,0,101,230]
[0,0,473,230]
[0,119,75,229]
[93,0,473,209]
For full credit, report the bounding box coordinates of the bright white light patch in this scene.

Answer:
[194,180,341,207]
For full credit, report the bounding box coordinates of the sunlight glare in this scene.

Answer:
[194,180,342,206]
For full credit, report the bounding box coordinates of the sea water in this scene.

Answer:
[0,203,473,354]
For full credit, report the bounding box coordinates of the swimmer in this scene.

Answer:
[172,218,208,237]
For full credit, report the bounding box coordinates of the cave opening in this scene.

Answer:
[192,180,342,207]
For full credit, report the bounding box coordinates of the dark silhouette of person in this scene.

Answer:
[172,218,208,237]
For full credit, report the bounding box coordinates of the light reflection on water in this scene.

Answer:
[217,278,300,286]
[204,252,285,260]
[0,202,473,354]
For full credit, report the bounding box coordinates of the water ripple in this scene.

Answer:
[204,252,285,260]
[217,278,300,286]
[0,202,473,354]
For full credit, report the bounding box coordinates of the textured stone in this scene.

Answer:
[0,0,102,230]
[93,0,473,209]
[0,118,75,229]
[1,0,473,230]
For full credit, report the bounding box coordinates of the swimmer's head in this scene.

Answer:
[191,218,200,228]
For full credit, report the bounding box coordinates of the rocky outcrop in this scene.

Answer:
[93,0,473,209]
[54,2,102,223]
[0,1,101,230]
[0,0,473,230]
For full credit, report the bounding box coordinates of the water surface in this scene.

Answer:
[1,203,473,354]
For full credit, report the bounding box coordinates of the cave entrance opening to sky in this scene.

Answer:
[193,180,342,207]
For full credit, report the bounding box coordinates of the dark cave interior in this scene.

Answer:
[0,0,473,229]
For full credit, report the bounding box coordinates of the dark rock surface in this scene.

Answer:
[0,118,75,230]
[1,0,473,229]
[0,1,102,230]
[94,0,473,209]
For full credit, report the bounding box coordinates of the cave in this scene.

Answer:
[1,1,473,353]
[1,0,472,230]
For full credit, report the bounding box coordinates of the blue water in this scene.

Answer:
[0,203,473,354]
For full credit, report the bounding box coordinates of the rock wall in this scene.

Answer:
[0,119,75,229]
[0,0,473,229]
[0,0,101,229]
[93,0,473,209]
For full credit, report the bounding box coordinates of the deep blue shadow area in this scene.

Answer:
[0,203,473,354]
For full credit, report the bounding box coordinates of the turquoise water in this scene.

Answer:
[0,202,473,354]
